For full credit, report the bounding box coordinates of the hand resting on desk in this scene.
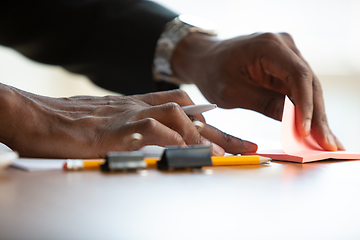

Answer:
[0,85,257,158]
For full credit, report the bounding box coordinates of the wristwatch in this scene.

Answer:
[153,15,217,84]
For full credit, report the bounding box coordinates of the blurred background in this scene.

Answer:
[0,0,359,151]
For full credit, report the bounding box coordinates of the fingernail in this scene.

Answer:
[326,135,337,151]
[128,133,143,151]
[211,143,225,156]
[303,120,311,136]
[132,133,143,141]
[193,120,204,132]
[244,141,257,152]
[198,136,210,146]
[337,142,346,151]
[336,140,345,151]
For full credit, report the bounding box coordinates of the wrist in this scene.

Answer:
[0,85,22,147]
[172,32,218,84]
[153,15,217,85]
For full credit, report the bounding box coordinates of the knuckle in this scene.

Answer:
[312,77,323,92]
[291,65,312,84]
[259,32,280,42]
[313,113,329,129]
[279,32,294,42]
[306,103,314,113]
[250,31,261,37]
[171,89,189,100]
[104,95,127,105]
[320,114,328,123]
[173,132,185,144]
[103,95,114,103]
[143,93,157,105]
[221,131,234,144]
[140,118,158,131]
[255,32,284,51]
[301,68,313,83]
[162,102,182,115]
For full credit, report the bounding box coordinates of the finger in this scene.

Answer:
[334,136,345,151]
[132,102,204,145]
[310,117,338,152]
[115,118,186,151]
[311,125,338,151]
[307,76,340,151]
[192,119,205,132]
[199,123,258,154]
[276,37,345,150]
[187,117,225,156]
[134,89,205,122]
[260,43,313,136]
[136,89,194,106]
[286,44,343,150]
[120,117,224,156]
[122,133,144,152]
[269,33,344,150]
[285,44,345,150]
[278,33,298,51]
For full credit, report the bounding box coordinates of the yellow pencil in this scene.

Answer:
[63,159,105,170]
[63,155,271,170]
[211,155,271,166]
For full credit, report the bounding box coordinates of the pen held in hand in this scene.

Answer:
[181,104,217,115]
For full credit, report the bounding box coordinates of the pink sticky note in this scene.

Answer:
[245,96,360,163]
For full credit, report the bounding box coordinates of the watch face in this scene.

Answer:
[178,14,215,30]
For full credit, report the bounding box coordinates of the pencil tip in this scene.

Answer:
[259,156,271,164]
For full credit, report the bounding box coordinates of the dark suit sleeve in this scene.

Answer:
[0,0,179,94]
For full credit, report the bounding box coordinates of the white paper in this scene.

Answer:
[10,146,165,171]
[11,159,65,171]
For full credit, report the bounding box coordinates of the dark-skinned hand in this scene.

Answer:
[172,32,344,151]
[0,84,257,158]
